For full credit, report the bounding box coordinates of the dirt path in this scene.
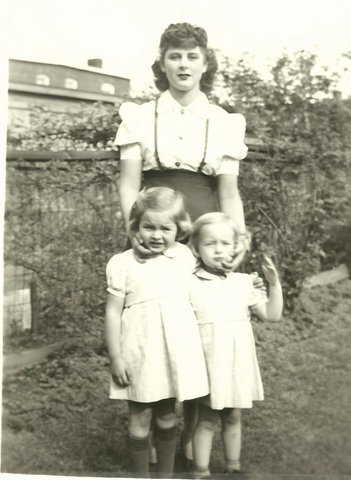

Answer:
[3,341,68,376]
[2,280,351,478]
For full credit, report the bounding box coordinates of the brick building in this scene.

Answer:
[8,58,130,126]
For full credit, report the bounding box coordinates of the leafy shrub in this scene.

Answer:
[5,52,351,330]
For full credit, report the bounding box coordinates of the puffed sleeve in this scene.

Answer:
[114,102,142,160]
[106,254,127,298]
[217,114,248,175]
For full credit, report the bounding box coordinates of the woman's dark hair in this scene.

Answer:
[152,22,218,94]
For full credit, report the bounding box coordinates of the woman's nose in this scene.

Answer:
[179,55,189,68]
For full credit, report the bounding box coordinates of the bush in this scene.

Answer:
[5,52,351,327]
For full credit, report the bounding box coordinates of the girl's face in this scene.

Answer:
[139,209,178,253]
[161,46,207,94]
[197,222,235,270]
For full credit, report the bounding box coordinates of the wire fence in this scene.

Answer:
[4,151,125,336]
[4,144,274,336]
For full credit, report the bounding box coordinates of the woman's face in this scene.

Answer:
[161,46,207,94]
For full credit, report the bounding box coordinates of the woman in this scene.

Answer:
[114,22,250,467]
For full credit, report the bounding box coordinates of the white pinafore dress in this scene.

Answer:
[106,243,209,403]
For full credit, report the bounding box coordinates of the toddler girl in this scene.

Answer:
[105,187,209,475]
[189,212,283,477]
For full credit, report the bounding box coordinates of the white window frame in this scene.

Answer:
[65,78,78,89]
[35,74,50,86]
[101,82,115,95]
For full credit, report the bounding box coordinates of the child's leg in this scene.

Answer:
[154,398,177,474]
[128,400,153,474]
[182,399,198,461]
[220,408,242,472]
[193,402,219,476]
[148,415,157,464]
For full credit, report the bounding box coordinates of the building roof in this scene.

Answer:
[9,58,130,81]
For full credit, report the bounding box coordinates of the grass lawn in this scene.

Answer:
[2,279,351,478]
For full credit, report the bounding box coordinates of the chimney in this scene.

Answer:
[88,58,103,69]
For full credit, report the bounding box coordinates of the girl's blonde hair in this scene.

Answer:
[190,212,239,253]
[129,187,192,241]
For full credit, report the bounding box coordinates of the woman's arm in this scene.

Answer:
[105,293,130,386]
[118,156,143,233]
[217,173,246,233]
[217,173,248,270]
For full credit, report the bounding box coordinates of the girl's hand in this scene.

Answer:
[111,357,131,387]
[261,255,280,286]
[250,272,267,294]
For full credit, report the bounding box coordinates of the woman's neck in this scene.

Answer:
[168,87,202,106]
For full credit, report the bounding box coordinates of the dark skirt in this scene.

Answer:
[143,170,218,221]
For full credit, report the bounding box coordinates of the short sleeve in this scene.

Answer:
[222,114,248,161]
[114,102,143,160]
[106,254,127,298]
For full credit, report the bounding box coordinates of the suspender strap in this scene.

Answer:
[154,96,209,173]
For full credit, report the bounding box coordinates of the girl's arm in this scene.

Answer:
[118,156,142,233]
[252,256,283,321]
[105,293,130,387]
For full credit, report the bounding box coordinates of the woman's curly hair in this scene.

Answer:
[152,23,218,94]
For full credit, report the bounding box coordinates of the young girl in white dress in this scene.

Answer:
[105,186,209,475]
[189,212,283,477]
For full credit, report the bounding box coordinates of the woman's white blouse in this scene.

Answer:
[114,90,248,176]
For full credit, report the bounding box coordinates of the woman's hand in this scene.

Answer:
[261,255,280,286]
[230,231,251,271]
[111,356,130,388]
[131,233,155,259]
[250,272,267,294]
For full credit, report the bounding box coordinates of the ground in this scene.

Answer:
[1,279,351,479]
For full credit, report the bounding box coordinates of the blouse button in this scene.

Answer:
[175,161,181,167]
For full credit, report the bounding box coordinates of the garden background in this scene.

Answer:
[2,51,351,477]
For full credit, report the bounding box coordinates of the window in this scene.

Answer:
[65,78,78,89]
[35,74,50,86]
[101,83,115,95]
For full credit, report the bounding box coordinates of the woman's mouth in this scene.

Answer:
[177,74,191,81]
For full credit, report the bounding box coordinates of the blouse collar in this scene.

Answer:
[162,244,179,259]
[194,266,228,280]
[157,90,209,119]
